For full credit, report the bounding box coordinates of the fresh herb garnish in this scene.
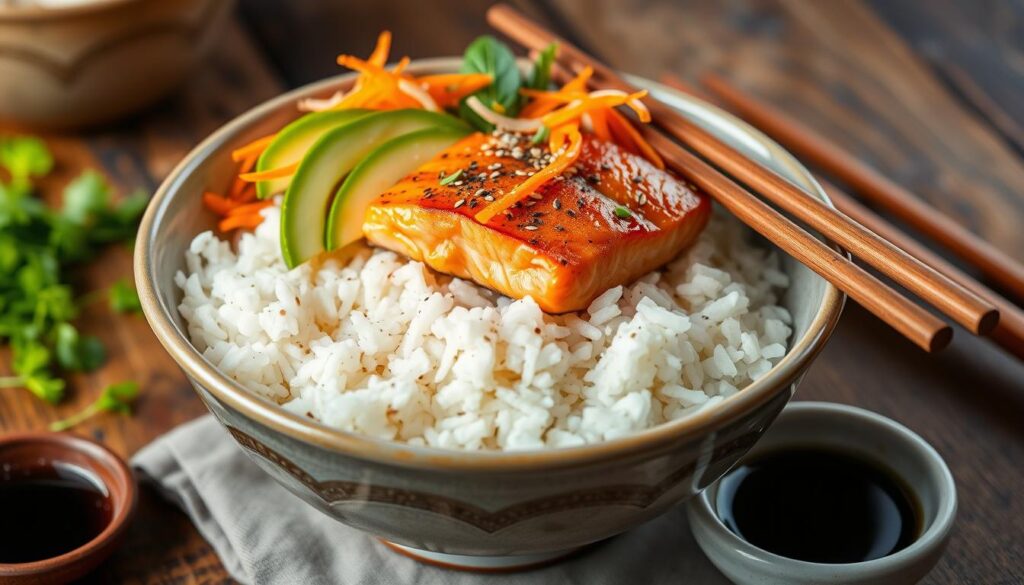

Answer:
[0,135,145,407]
[439,169,463,186]
[49,381,140,432]
[526,42,557,91]
[109,278,141,314]
[531,125,551,145]
[614,206,632,219]
[458,36,523,131]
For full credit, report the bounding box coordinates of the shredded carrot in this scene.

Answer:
[228,155,258,199]
[586,110,611,142]
[227,199,273,216]
[607,109,664,169]
[231,134,276,162]
[218,213,265,232]
[418,73,493,108]
[475,122,582,224]
[239,162,299,182]
[541,90,649,128]
[367,31,391,67]
[202,192,235,216]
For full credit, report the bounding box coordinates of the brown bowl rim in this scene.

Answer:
[135,58,845,473]
[0,432,138,576]
[0,0,143,21]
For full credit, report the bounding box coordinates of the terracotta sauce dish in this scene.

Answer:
[0,433,136,584]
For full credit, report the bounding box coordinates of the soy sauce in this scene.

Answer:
[716,448,919,564]
[0,463,112,563]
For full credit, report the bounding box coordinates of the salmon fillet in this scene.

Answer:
[362,132,711,313]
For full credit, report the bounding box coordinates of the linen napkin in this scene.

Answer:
[133,415,728,585]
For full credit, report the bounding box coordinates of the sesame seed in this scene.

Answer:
[453,181,464,186]
[529,193,543,200]
[637,193,648,205]
[474,188,486,197]
[515,169,527,176]
[553,199,562,210]
[484,195,495,201]
[453,199,466,208]
[489,171,501,179]
[523,225,539,231]
[487,163,502,170]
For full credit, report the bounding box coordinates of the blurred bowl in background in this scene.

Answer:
[0,0,234,129]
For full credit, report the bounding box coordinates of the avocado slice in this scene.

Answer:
[255,109,371,199]
[280,109,467,268]
[326,126,471,251]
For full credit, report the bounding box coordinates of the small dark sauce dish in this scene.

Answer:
[687,402,957,585]
[715,448,921,564]
[0,433,136,585]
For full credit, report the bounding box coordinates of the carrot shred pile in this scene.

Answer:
[202,146,274,232]
[300,32,494,114]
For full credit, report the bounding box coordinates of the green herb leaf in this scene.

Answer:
[49,381,139,431]
[25,373,65,403]
[0,137,53,185]
[527,43,558,91]
[531,125,551,145]
[109,279,141,314]
[439,169,463,186]
[62,170,112,225]
[614,206,632,219]
[458,35,523,131]
[54,323,106,372]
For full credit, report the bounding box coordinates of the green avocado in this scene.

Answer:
[279,109,467,268]
[326,125,471,251]
[255,109,371,199]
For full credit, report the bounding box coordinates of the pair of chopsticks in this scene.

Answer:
[486,4,1017,354]
[659,74,1024,361]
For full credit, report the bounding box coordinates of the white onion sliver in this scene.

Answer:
[398,79,440,112]
[465,96,542,132]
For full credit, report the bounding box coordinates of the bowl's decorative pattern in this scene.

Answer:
[136,60,844,558]
[226,413,767,535]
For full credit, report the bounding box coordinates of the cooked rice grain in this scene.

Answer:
[176,204,792,451]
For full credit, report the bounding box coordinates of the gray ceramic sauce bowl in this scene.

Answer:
[687,401,956,584]
[135,58,845,568]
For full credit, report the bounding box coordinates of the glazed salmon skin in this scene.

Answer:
[362,131,711,313]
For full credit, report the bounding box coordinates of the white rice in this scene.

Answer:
[175,203,792,451]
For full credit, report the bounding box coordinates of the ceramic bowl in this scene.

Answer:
[135,59,844,569]
[687,401,957,584]
[0,432,137,584]
[0,0,234,129]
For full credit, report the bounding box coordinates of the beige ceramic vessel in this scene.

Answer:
[0,0,234,128]
[135,59,845,569]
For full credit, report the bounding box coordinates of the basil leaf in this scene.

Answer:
[458,35,523,131]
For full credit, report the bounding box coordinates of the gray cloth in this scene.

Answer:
[133,415,728,585]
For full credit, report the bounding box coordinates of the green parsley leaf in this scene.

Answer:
[614,206,632,219]
[0,136,54,185]
[109,279,141,314]
[54,323,106,372]
[62,170,111,225]
[49,381,139,431]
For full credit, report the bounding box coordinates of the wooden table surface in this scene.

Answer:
[2,1,1022,583]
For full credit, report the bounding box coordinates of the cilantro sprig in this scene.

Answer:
[49,381,140,432]
[0,135,146,412]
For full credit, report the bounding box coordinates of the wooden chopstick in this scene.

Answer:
[659,74,1024,360]
[823,179,1024,360]
[486,4,997,337]
[509,16,951,352]
[699,71,1024,302]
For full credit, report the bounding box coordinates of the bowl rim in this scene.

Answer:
[135,57,845,472]
[0,432,138,576]
[0,0,144,21]
[686,401,957,580]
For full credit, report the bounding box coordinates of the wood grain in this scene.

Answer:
[2,1,1023,583]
